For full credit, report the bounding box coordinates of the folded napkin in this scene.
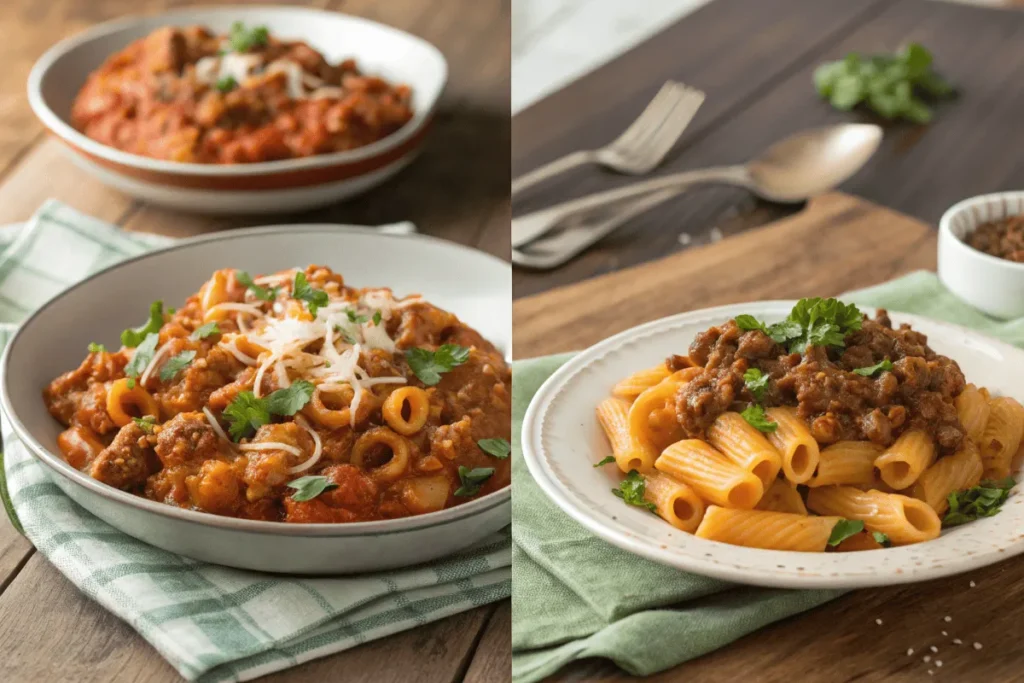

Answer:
[0,200,510,683]
[511,270,1024,682]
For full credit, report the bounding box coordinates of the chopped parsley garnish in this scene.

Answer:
[478,438,511,459]
[236,270,278,303]
[192,322,221,340]
[222,380,315,441]
[594,456,616,468]
[943,477,1017,527]
[814,43,954,124]
[372,310,382,326]
[292,272,329,317]
[740,404,777,433]
[228,21,269,53]
[612,470,657,512]
[405,344,470,386]
[454,466,495,497]
[872,531,891,547]
[742,368,770,401]
[215,76,237,93]
[287,475,337,502]
[159,350,196,383]
[121,301,164,347]
[736,298,863,355]
[853,359,893,377]
[87,342,106,353]
[132,415,157,433]
[124,333,159,381]
[346,310,369,324]
[828,519,865,546]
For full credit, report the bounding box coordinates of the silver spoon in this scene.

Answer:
[510,123,883,250]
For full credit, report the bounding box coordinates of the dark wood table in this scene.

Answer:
[0,1,510,681]
[512,0,1024,681]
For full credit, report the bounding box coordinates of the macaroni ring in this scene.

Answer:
[106,378,160,427]
[382,386,430,435]
[351,427,412,482]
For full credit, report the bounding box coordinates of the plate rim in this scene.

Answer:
[1,224,510,537]
[521,300,1024,589]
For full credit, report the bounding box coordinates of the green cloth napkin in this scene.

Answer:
[0,200,510,682]
[511,270,1024,682]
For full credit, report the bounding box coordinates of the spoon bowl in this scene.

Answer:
[746,123,883,202]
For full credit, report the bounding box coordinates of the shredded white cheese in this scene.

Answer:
[238,441,304,457]
[202,407,233,445]
[288,416,323,474]
[140,343,172,386]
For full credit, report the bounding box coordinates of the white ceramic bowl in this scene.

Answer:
[27,6,447,214]
[1,227,510,574]
[939,191,1024,319]
[521,301,1024,589]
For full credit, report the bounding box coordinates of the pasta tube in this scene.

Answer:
[655,440,763,509]
[695,506,840,552]
[764,407,819,484]
[643,472,705,532]
[707,412,782,489]
[806,486,941,545]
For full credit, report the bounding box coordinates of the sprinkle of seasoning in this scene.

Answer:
[907,648,914,656]
[974,642,983,650]
[930,645,938,653]
[953,639,962,645]
[923,655,931,663]
[875,618,883,625]
[944,616,952,623]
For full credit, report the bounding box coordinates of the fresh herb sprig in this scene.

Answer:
[943,477,1017,527]
[228,21,269,53]
[736,298,863,355]
[405,344,470,386]
[594,456,616,468]
[455,466,494,497]
[287,475,337,502]
[853,359,893,377]
[292,272,329,317]
[743,368,770,401]
[740,404,777,433]
[828,519,865,547]
[160,350,196,383]
[478,438,511,459]
[612,470,656,512]
[236,271,278,303]
[814,43,955,124]
[121,301,164,348]
[222,380,316,441]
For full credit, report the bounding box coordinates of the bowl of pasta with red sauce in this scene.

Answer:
[27,6,446,214]
[0,226,511,574]
[520,299,1024,588]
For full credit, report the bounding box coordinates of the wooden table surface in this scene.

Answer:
[512,0,1024,681]
[0,1,510,682]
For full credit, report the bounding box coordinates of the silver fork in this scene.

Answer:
[511,81,705,197]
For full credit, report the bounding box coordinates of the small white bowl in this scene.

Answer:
[939,192,1024,319]
[27,6,447,214]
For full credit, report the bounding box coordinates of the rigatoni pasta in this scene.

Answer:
[596,298,1024,553]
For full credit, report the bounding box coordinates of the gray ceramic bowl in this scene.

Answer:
[1,226,511,573]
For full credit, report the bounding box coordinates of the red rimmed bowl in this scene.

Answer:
[27,5,447,214]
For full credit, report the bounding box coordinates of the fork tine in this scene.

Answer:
[621,87,705,163]
[607,81,690,149]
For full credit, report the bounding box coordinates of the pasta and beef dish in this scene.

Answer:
[597,298,1023,552]
[45,266,510,523]
[71,22,414,163]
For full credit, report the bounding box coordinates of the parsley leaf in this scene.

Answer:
[594,456,616,468]
[372,310,382,326]
[264,380,316,416]
[292,272,329,317]
[236,270,278,302]
[943,477,1017,527]
[405,344,471,386]
[734,314,802,345]
[735,315,769,334]
[121,301,164,347]
[872,531,891,547]
[828,519,865,546]
[159,350,196,383]
[192,322,221,340]
[814,43,954,123]
[346,310,369,324]
[612,470,657,512]
[740,404,777,433]
[454,466,495,497]
[743,368,770,401]
[124,333,159,380]
[853,359,893,377]
[287,475,337,502]
[215,75,238,92]
[132,415,157,433]
[229,21,270,53]
[221,382,316,441]
[87,342,106,353]
[478,438,511,459]
[222,391,271,441]
[784,298,863,354]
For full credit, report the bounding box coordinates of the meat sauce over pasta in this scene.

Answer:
[44,266,510,523]
[71,24,414,163]
[674,310,967,453]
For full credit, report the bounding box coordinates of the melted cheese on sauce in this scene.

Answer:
[194,55,342,101]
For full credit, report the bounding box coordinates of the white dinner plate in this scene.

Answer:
[521,301,1024,589]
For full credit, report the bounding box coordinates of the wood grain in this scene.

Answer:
[0,0,510,681]
[513,192,937,359]
[512,0,1024,298]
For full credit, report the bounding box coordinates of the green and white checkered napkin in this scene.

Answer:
[0,200,511,682]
